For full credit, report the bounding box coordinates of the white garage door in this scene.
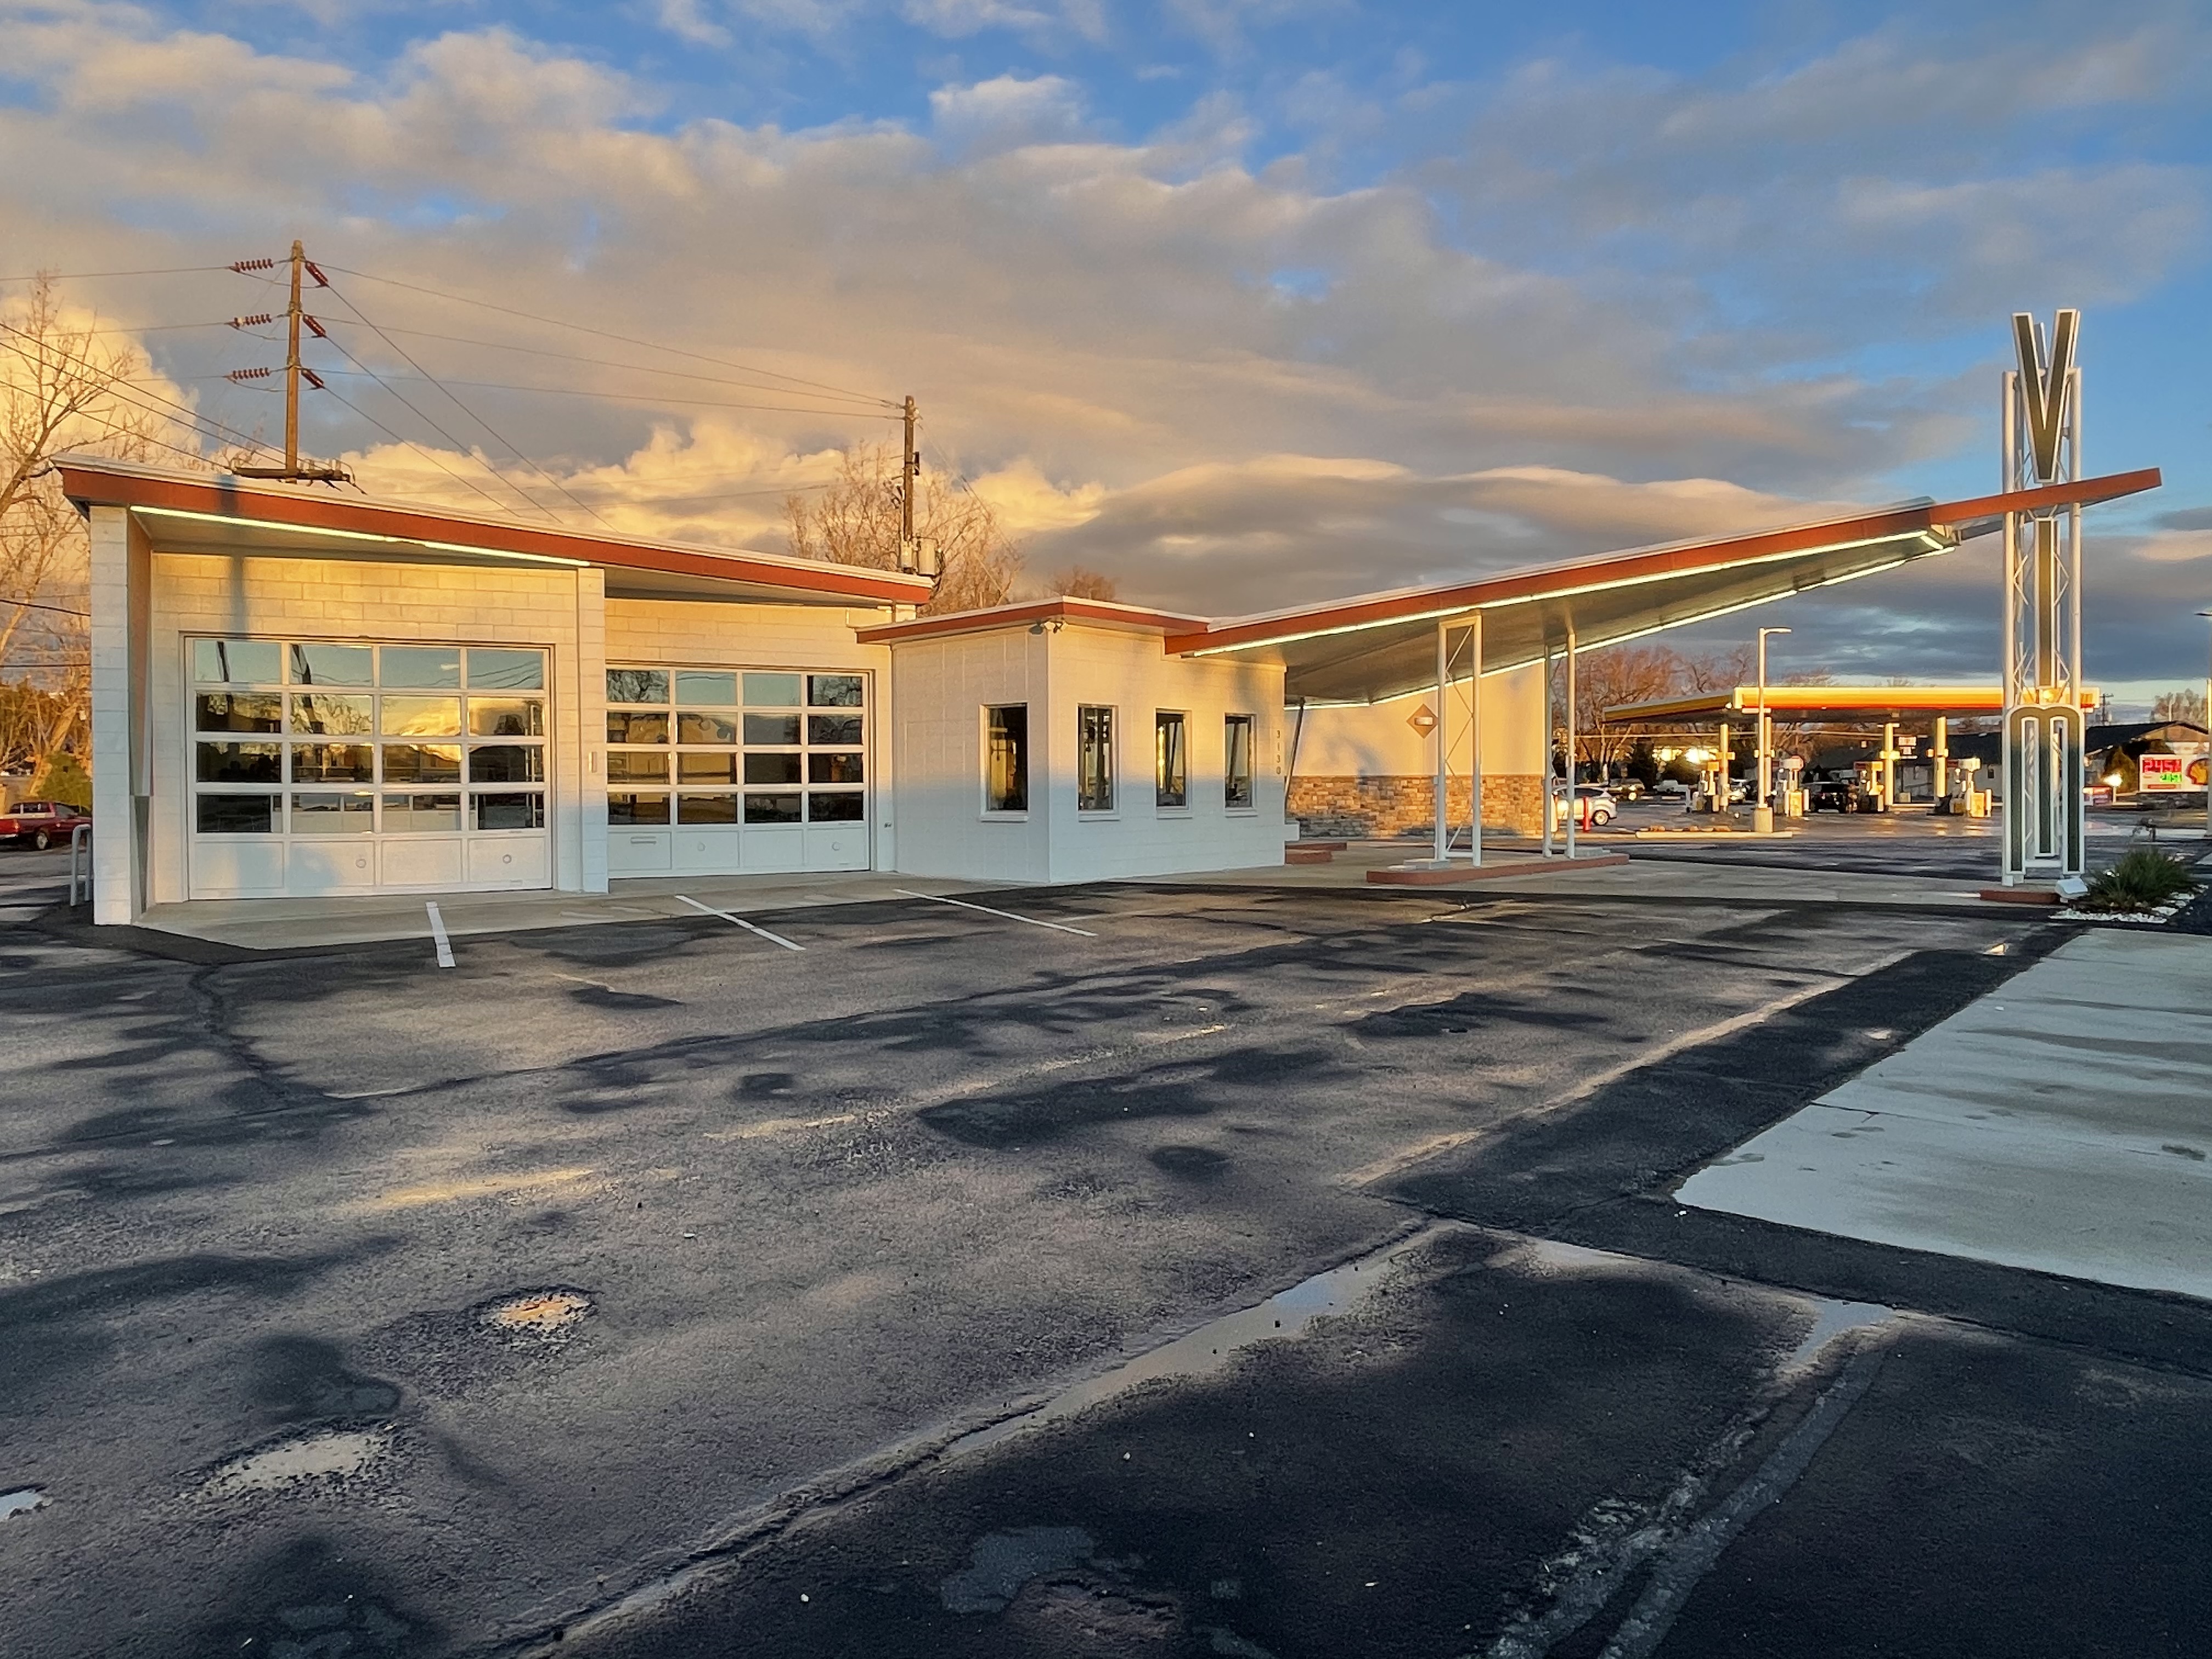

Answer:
[604,665,870,877]
[189,637,551,899]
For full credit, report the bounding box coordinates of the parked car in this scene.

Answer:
[1808,779,1860,813]
[1553,785,1620,828]
[0,800,90,850]
[1652,779,1689,800]
[1610,777,1647,802]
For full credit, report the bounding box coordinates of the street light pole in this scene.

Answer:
[1756,627,1790,834]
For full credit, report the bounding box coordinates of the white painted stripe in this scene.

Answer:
[893,888,1098,938]
[424,901,455,969]
[674,894,804,951]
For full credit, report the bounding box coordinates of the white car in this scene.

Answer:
[1553,785,1619,828]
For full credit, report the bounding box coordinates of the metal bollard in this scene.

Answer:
[69,822,92,906]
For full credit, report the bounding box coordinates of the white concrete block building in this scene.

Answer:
[64,456,2158,929]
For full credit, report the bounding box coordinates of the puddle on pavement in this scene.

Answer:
[200,1427,392,1499]
[945,1224,1447,1460]
[1779,1295,1895,1372]
[482,1288,592,1340]
[3,1487,49,1519]
[941,1526,1099,1612]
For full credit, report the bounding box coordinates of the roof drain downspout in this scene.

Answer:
[1434,616,1449,865]
[1286,696,1307,839]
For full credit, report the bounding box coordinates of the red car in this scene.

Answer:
[0,800,91,851]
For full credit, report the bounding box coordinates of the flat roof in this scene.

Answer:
[1164,470,2160,705]
[58,457,936,609]
[1605,685,2105,724]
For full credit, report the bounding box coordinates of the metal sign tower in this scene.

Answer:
[2001,309,2085,885]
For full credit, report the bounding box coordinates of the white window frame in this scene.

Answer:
[1076,703,1118,817]
[1154,709,1190,815]
[1223,712,1258,814]
[981,703,1030,819]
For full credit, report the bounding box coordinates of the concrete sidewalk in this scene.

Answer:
[1679,927,2212,1300]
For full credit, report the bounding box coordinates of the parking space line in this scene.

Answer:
[893,888,1098,937]
[675,894,805,951]
[424,901,455,969]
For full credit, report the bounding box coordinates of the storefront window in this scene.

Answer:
[1077,706,1115,812]
[1156,712,1187,809]
[985,706,1028,813]
[1224,714,1256,810]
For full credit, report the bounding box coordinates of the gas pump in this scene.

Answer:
[1779,753,1807,816]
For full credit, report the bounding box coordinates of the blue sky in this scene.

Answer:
[5,0,2210,697]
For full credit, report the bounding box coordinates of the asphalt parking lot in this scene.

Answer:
[2,836,2209,1658]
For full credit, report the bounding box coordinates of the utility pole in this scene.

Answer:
[894,396,938,580]
[229,241,349,483]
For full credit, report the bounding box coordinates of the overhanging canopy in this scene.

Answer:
[1167,470,2160,705]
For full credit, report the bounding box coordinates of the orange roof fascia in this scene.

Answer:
[853,596,1212,645]
[1166,468,2164,658]
[59,461,933,606]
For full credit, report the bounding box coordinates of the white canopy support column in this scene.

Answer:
[1468,611,1483,867]
[1433,615,1449,864]
[1540,647,1555,857]
[1564,625,1579,859]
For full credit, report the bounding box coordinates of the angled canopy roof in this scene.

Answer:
[57,457,935,608]
[1165,470,2161,706]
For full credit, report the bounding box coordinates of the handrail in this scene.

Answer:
[69,822,92,906]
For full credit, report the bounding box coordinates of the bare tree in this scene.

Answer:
[1556,643,1680,774]
[1,274,195,778]
[1045,565,1118,601]
[2152,687,2208,727]
[784,441,1023,617]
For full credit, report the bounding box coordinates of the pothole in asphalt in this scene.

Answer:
[480,1288,591,1341]
[3,1486,49,1519]
[200,1427,393,1500]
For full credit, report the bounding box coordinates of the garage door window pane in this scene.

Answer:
[292,694,373,736]
[743,713,800,745]
[744,673,802,707]
[677,793,739,825]
[744,792,802,824]
[469,698,544,738]
[607,711,667,743]
[809,753,864,784]
[678,712,738,745]
[289,643,373,686]
[467,648,544,690]
[675,671,738,706]
[292,743,375,783]
[608,752,669,783]
[380,646,462,689]
[607,792,670,825]
[197,794,275,833]
[381,697,462,737]
[469,746,544,783]
[194,639,281,685]
[808,791,865,822]
[382,744,463,784]
[291,792,373,833]
[608,669,668,705]
[196,692,283,733]
[198,742,282,783]
[474,792,544,831]
[808,713,863,746]
[383,793,462,832]
[676,752,737,783]
[742,753,800,785]
[809,674,864,707]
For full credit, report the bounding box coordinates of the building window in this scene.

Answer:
[606,664,866,828]
[985,705,1028,813]
[1155,712,1187,809]
[1224,714,1255,810]
[1077,706,1115,813]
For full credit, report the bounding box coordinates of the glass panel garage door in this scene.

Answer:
[189,638,551,899]
[606,667,869,876]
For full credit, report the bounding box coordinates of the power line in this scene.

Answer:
[0,265,239,283]
[314,318,895,410]
[321,264,899,409]
[0,320,274,456]
[1,598,90,618]
[312,367,904,421]
[319,275,611,529]
[310,325,562,521]
[318,381,554,522]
